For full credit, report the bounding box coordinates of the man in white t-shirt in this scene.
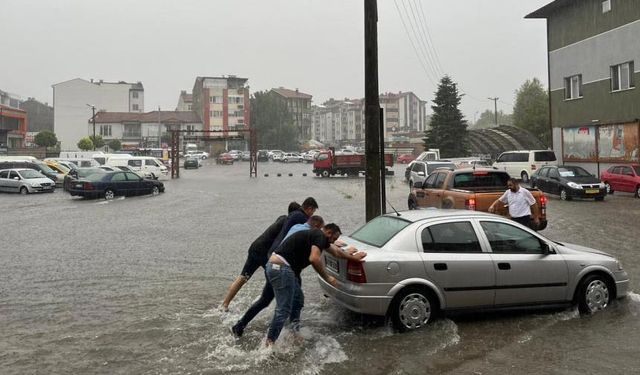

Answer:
[489,178,540,228]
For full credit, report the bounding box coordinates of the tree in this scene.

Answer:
[89,135,105,149]
[513,78,550,147]
[251,91,298,150]
[472,110,513,129]
[108,139,122,151]
[423,76,469,158]
[77,137,94,151]
[34,131,58,148]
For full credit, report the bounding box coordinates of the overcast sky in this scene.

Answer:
[1,0,551,121]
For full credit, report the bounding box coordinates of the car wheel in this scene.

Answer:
[104,189,115,200]
[577,274,611,314]
[635,185,640,198]
[390,287,437,332]
[321,170,330,178]
[152,186,160,196]
[284,159,288,163]
[20,186,28,195]
[560,188,571,201]
[521,171,529,183]
[604,182,613,195]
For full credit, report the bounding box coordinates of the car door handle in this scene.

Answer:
[498,262,511,270]
[433,263,448,271]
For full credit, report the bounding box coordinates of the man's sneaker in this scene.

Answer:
[230,323,244,338]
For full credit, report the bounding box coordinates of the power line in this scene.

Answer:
[415,0,445,75]
[402,0,442,80]
[398,0,441,81]
[408,0,444,77]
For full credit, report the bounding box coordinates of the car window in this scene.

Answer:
[111,173,127,181]
[0,171,8,179]
[452,171,509,189]
[434,172,447,188]
[538,167,549,177]
[634,166,640,176]
[516,153,529,162]
[422,221,482,253]
[480,221,544,254]
[534,151,557,162]
[145,159,156,166]
[350,216,411,247]
[128,159,142,167]
[317,153,329,161]
[612,167,621,175]
[125,172,141,181]
[9,171,20,179]
[548,168,559,178]
[621,166,633,175]
[496,153,508,163]
[423,173,437,188]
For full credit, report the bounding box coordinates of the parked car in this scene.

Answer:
[456,159,492,169]
[408,161,456,187]
[269,150,284,161]
[600,164,640,197]
[184,157,200,169]
[63,167,106,191]
[216,153,234,165]
[396,154,416,164]
[531,165,606,201]
[281,152,303,163]
[187,150,209,160]
[493,150,557,183]
[106,156,168,180]
[257,150,269,162]
[303,150,319,163]
[0,159,62,185]
[241,151,251,161]
[0,168,55,194]
[114,165,154,179]
[319,209,629,332]
[228,150,242,160]
[67,171,165,200]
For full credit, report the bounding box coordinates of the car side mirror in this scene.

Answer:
[13,176,20,180]
[413,181,423,189]
[541,242,551,255]
[417,171,425,176]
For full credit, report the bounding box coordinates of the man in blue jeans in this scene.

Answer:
[264,223,366,346]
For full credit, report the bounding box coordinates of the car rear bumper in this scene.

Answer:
[318,277,391,316]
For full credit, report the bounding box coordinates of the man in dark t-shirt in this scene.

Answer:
[265,223,366,346]
[220,202,300,311]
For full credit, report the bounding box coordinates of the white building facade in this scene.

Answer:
[52,78,144,150]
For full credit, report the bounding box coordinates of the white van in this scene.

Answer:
[493,150,558,183]
[107,156,168,180]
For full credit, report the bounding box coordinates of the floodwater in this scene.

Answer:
[1,161,639,374]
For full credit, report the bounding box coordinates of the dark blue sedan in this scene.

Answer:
[67,171,165,200]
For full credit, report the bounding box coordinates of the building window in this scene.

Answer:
[611,61,634,91]
[209,96,223,104]
[132,104,139,111]
[210,111,223,118]
[564,75,582,99]
[602,0,611,13]
[132,91,139,99]
[187,104,192,110]
[99,125,112,136]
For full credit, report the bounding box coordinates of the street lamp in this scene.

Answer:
[86,103,96,150]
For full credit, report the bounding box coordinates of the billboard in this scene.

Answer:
[562,126,597,161]
[598,123,639,162]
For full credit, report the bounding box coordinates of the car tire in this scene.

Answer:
[20,186,28,195]
[521,171,529,183]
[151,186,160,196]
[321,170,330,178]
[604,182,613,195]
[284,159,289,163]
[389,286,437,332]
[577,274,612,315]
[560,188,571,201]
[104,189,115,200]
[635,185,640,198]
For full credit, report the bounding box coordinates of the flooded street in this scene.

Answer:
[1,161,640,375]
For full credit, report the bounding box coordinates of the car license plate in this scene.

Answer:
[586,189,599,194]
[325,257,339,273]
[75,184,83,188]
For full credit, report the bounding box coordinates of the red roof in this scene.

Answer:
[271,87,312,99]
[93,111,201,124]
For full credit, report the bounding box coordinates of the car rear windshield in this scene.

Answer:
[350,216,411,247]
[534,151,556,162]
[453,171,509,189]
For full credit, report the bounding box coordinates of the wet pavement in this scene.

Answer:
[1,160,639,374]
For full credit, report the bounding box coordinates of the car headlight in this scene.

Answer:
[598,182,605,189]
[30,183,41,187]
[567,182,582,189]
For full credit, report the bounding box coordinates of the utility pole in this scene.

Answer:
[364,0,382,222]
[87,104,97,150]
[488,97,499,126]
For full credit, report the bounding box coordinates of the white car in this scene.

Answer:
[187,151,209,160]
[0,168,55,194]
[281,152,303,163]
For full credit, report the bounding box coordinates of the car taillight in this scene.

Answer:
[540,194,547,215]
[465,198,477,210]
[83,182,94,190]
[347,261,367,283]
[531,164,537,170]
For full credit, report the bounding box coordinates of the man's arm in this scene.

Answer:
[326,243,366,261]
[309,246,337,287]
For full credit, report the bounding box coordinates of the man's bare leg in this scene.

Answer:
[221,276,248,311]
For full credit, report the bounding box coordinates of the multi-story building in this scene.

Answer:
[311,99,364,146]
[0,104,27,150]
[176,90,193,111]
[191,76,250,134]
[527,0,640,173]
[52,78,144,150]
[92,110,202,150]
[380,92,428,138]
[269,87,313,140]
[20,98,54,133]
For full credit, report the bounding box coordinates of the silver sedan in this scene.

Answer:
[320,209,629,331]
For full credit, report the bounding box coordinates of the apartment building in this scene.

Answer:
[52,78,144,150]
[191,76,250,135]
[380,92,428,138]
[311,99,364,146]
[527,0,640,173]
[269,87,313,140]
[176,90,193,111]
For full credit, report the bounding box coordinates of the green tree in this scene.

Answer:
[34,130,58,148]
[473,110,513,129]
[251,91,298,150]
[77,137,94,151]
[89,135,105,149]
[108,139,122,151]
[513,78,550,146]
[423,76,469,158]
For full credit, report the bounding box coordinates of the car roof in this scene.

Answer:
[0,168,37,173]
[385,209,498,223]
